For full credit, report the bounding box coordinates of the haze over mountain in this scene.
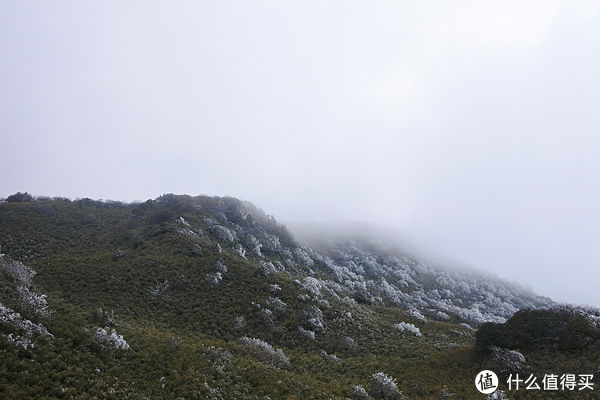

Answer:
[1,1,599,306]
[1,194,598,399]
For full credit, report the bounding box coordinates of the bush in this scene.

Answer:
[351,385,374,400]
[370,372,402,399]
[6,192,33,202]
[238,337,290,368]
[94,327,130,350]
[394,322,422,337]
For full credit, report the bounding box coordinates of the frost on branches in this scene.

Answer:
[0,303,53,350]
[370,372,402,399]
[298,326,316,340]
[238,336,290,368]
[490,346,526,373]
[5,333,34,350]
[394,322,422,337]
[16,286,50,319]
[485,390,509,400]
[350,385,374,400]
[205,272,223,288]
[0,256,36,285]
[94,327,130,350]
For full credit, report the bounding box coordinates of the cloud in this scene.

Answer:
[1,1,599,306]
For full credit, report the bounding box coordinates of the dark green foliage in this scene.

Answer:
[0,195,597,399]
[476,322,509,351]
[476,308,599,352]
[6,192,33,202]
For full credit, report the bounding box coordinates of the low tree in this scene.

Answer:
[6,192,33,202]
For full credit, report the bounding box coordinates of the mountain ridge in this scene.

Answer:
[0,193,597,399]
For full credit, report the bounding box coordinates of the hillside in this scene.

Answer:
[0,194,598,399]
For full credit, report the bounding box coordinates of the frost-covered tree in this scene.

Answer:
[5,333,35,350]
[0,304,49,336]
[350,385,374,400]
[320,349,340,362]
[238,337,290,368]
[94,327,130,350]
[234,244,247,259]
[215,259,227,273]
[304,305,325,331]
[370,372,402,399]
[490,346,526,373]
[16,286,50,319]
[408,309,426,322]
[266,296,286,312]
[485,390,509,400]
[298,326,315,340]
[0,257,36,285]
[394,322,422,337]
[205,272,223,288]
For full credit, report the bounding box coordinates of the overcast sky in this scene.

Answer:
[1,1,599,306]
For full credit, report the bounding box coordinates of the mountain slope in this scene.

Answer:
[0,194,597,399]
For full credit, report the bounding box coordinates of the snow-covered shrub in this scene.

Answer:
[370,372,402,399]
[320,350,340,362]
[294,247,314,266]
[304,305,325,331]
[234,245,247,259]
[0,257,36,285]
[459,322,475,330]
[302,277,323,297]
[268,284,281,293]
[247,235,263,257]
[350,385,374,400]
[178,217,199,236]
[94,327,130,350]
[491,346,525,373]
[431,311,450,321]
[263,234,281,251]
[16,286,50,319]
[215,259,227,273]
[408,309,426,322]
[4,333,34,350]
[0,303,52,338]
[394,322,422,337]
[211,225,236,242]
[205,272,223,288]
[260,261,277,275]
[485,390,509,400]
[298,326,315,340]
[238,337,290,368]
[266,296,286,312]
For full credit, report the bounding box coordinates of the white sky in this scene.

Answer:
[1,1,599,306]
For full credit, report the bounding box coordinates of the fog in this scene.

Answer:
[1,1,599,306]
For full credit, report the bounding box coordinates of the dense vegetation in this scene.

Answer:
[0,194,598,399]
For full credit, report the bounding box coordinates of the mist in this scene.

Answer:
[1,1,599,306]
